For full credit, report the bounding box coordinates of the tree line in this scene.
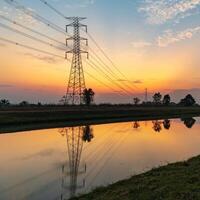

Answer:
[133,93,197,107]
[0,88,95,107]
[0,90,198,107]
[133,118,196,132]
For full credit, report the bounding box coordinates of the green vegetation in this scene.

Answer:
[0,106,200,133]
[72,155,200,200]
[83,88,95,106]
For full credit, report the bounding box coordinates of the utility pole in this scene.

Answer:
[65,17,88,105]
[145,88,148,103]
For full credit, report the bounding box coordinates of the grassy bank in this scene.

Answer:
[72,155,200,200]
[0,106,200,133]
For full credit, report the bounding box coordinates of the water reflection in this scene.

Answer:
[82,126,94,143]
[152,120,162,132]
[163,119,171,130]
[134,118,196,133]
[59,118,197,199]
[60,126,93,199]
[133,121,140,129]
[0,117,199,200]
[181,118,196,129]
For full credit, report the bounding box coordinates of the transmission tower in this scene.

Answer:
[145,88,148,103]
[65,17,89,105]
[60,127,86,199]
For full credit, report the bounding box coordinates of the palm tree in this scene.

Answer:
[83,88,95,106]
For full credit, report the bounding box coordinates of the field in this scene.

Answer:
[0,105,200,133]
[71,155,200,200]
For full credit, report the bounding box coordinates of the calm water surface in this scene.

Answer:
[0,117,200,200]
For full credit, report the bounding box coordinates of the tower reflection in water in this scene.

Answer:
[59,126,94,199]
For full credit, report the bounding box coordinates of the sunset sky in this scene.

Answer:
[0,0,200,103]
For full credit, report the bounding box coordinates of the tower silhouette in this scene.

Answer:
[65,17,89,105]
[145,88,148,103]
[60,127,86,199]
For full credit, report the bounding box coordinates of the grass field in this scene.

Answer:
[0,105,200,133]
[71,155,200,200]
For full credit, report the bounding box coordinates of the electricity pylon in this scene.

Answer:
[145,88,148,103]
[65,17,89,105]
[60,127,86,199]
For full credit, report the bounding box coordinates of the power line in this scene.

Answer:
[0,22,67,52]
[89,50,137,92]
[0,37,64,59]
[84,70,125,97]
[0,15,66,47]
[37,0,137,90]
[5,0,135,98]
[0,17,117,92]
[0,23,132,96]
[85,59,133,96]
[4,0,67,35]
[87,132,128,188]
[87,31,129,80]
[39,0,67,19]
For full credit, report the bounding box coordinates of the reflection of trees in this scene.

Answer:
[82,126,94,142]
[163,119,171,130]
[182,118,196,128]
[152,121,162,132]
[133,121,140,129]
[59,125,94,199]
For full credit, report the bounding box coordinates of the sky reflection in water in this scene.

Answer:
[0,117,200,200]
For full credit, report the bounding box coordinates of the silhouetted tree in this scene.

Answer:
[163,94,171,106]
[153,93,162,104]
[133,121,140,129]
[133,97,140,105]
[179,94,196,106]
[82,126,94,142]
[182,118,196,128]
[19,101,29,106]
[0,99,10,106]
[83,88,95,106]
[152,120,162,132]
[163,119,171,130]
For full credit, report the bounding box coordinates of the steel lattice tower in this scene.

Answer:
[60,127,86,199]
[65,17,88,105]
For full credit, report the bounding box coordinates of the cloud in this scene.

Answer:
[117,79,143,84]
[21,149,54,160]
[0,84,14,88]
[117,79,127,82]
[2,3,37,26]
[157,26,200,47]
[139,0,200,24]
[131,41,152,48]
[0,43,6,47]
[23,53,61,64]
[133,80,143,84]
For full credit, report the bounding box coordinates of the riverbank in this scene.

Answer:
[0,106,200,133]
[72,155,200,200]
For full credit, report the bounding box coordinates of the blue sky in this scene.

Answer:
[1,0,199,48]
[0,0,200,103]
